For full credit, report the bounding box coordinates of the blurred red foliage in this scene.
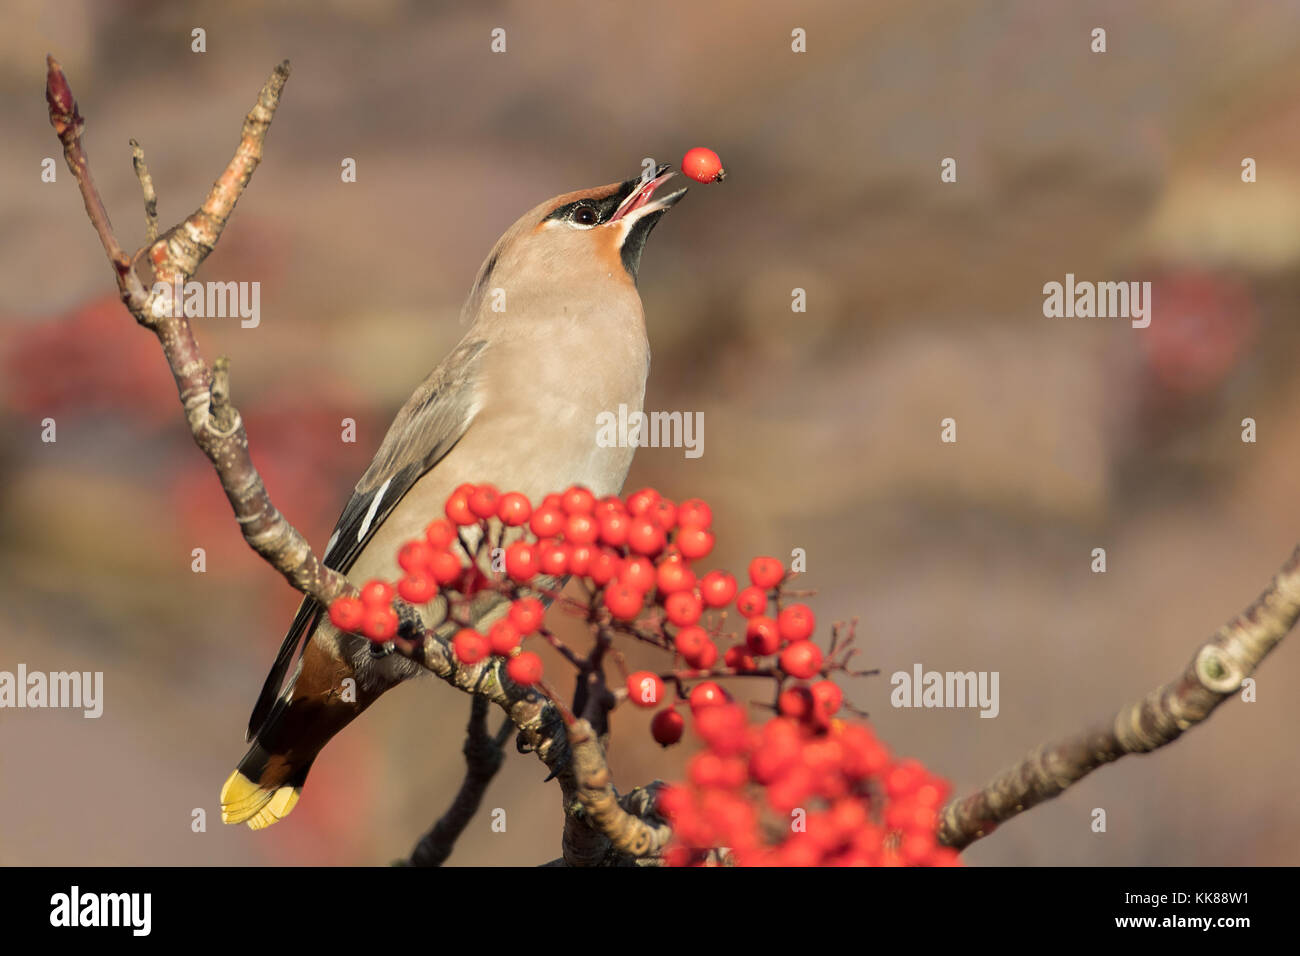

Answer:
[1,295,177,424]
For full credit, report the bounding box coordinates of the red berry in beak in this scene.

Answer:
[682,147,726,183]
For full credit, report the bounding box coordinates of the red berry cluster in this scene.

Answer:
[325,484,868,717]
[323,483,957,865]
[657,702,959,867]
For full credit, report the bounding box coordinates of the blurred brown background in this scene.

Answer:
[2,0,1300,865]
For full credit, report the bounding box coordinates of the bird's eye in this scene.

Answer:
[572,205,598,226]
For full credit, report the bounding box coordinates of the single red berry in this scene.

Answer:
[429,550,462,585]
[445,491,476,525]
[689,752,747,790]
[507,651,543,686]
[398,540,435,573]
[619,555,656,592]
[700,571,738,608]
[595,494,626,517]
[839,725,890,779]
[885,759,926,799]
[647,498,677,530]
[688,681,730,713]
[627,517,666,556]
[777,604,815,642]
[565,513,599,545]
[529,506,565,539]
[913,778,950,809]
[539,541,569,576]
[656,558,696,594]
[541,493,564,511]
[748,556,784,588]
[359,580,395,608]
[496,491,532,527]
[900,832,937,865]
[777,686,815,719]
[676,527,714,560]
[425,518,456,549]
[828,798,869,837]
[810,680,843,716]
[453,628,489,664]
[651,707,685,746]
[745,616,781,656]
[674,624,712,661]
[398,573,437,604]
[605,582,644,620]
[468,483,500,519]
[561,485,596,515]
[681,146,726,184]
[626,670,665,707]
[598,511,630,547]
[724,644,756,672]
[508,598,545,634]
[505,541,539,582]
[687,637,717,669]
[487,619,521,656]
[750,721,803,781]
[328,596,365,633]
[568,544,594,576]
[362,606,399,642]
[588,548,621,585]
[695,703,749,755]
[665,590,704,627]
[779,640,823,679]
[735,585,767,617]
[625,487,660,515]
[676,497,712,529]
[655,784,692,820]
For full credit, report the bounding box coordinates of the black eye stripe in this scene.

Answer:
[544,192,624,224]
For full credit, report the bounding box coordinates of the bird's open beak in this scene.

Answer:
[608,163,688,225]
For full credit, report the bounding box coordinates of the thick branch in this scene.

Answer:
[939,543,1300,850]
[408,696,511,866]
[564,719,671,864]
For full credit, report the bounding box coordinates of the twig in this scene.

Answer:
[45,55,140,292]
[939,543,1300,849]
[129,138,158,242]
[408,696,511,866]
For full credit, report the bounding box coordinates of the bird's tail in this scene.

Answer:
[220,736,313,831]
[221,640,377,829]
[220,754,309,832]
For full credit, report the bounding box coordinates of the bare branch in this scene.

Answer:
[45,56,347,607]
[128,138,158,243]
[408,696,510,866]
[45,55,142,298]
[146,60,289,283]
[939,543,1300,850]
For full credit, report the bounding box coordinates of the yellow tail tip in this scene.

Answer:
[220,769,300,829]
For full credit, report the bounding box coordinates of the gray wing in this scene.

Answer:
[246,337,488,739]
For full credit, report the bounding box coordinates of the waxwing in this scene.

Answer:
[221,164,686,828]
